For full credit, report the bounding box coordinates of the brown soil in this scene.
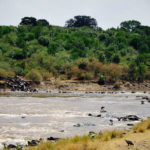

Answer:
[37,79,150,92]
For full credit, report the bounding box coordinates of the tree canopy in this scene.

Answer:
[65,15,98,28]
[20,17,37,26]
[120,20,141,31]
[20,17,49,26]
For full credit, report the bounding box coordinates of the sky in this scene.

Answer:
[0,0,150,29]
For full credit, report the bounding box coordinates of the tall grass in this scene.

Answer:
[132,117,150,133]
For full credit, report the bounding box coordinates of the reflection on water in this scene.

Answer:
[0,91,150,145]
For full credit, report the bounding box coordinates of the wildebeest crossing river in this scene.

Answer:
[0,91,150,148]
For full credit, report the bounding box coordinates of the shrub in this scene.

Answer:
[41,71,52,81]
[78,61,87,70]
[112,55,120,64]
[0,68,8,79]
[72,66,86,80]
[38,36,49,46]
[98,75,105,85]
[113,82,121,89]
[0,68,14,79]
[101,63,123,83]
[25,69,42,83]
[85,72,94,80]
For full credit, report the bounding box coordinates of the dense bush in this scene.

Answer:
[38,36,49,46]
[0,68,8,79]
[0,68,14,79]
[25,69,43,83]
[98,75,105,85]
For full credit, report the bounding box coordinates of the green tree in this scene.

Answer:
[65,15,97,28]
[47,42,59,55]
[38,36,49,46]
[20,17,37,26]
[120,20,141,31]
[113,55,120,64]
[137,63,147,82]
[37,19,49,26]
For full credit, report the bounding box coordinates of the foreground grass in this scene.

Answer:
[25,118,150,150]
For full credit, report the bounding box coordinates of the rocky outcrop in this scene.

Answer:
[118,115,141,121]
[47,137,60,142]
[28,140,40,146]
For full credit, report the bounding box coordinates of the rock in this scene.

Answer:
[113,83,121,89]
[96,114,101,117]
[141,101,145,104]
[33,89,38,92]
[84,123,96,126]
[101,92,105,94]
[88,113,92,116]
[118,115,141,121]
[3,142,25,150]
[73,123,81,127]
[147,98,150,103]
[47,137,60,141]
[127,123,134,126]
[21,116,26,119]
[6,144,17,149]
[28,140,39,146]
[100,110,107,113]
[142,96,149,100]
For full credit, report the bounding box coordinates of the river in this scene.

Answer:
[0,91,150,147]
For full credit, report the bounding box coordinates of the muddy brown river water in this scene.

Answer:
[0,91,150,148]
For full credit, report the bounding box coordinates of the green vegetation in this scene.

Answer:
[0,16,150,83]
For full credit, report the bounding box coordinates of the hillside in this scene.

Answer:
[0,17,150,84]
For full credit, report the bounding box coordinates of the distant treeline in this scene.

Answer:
[0,16,150,83]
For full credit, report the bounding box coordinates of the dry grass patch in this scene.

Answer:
[132,117,150,133]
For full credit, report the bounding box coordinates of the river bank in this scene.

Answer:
[1,78,150,93]
[25,118,150,150]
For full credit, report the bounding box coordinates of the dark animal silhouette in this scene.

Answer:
[100,106,107,113]
[125,139,134,146]
[109,119,113,125]
[101,106,105,110]
[47,137,60,141]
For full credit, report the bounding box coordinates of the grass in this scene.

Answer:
[132,117,150,133]
[22,118,150,150]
